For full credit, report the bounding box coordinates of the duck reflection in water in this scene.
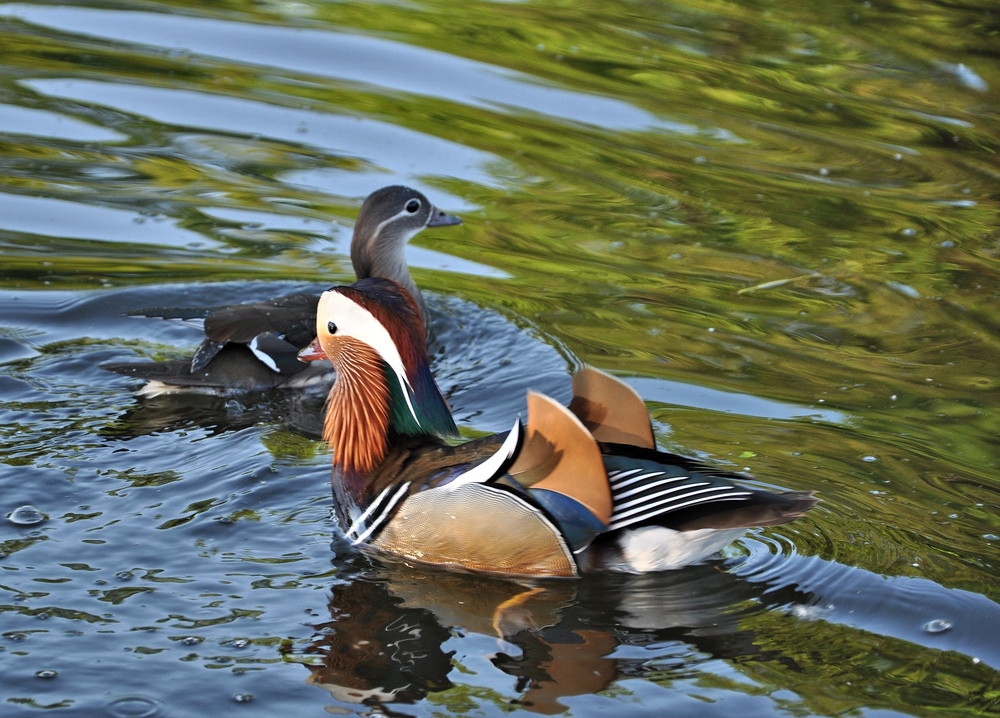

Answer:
[291,557,794,714]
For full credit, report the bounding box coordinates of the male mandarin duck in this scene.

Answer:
[102,186,460,394]
[299,277,817,577]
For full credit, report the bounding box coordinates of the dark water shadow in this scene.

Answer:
[291,553,774,714]
[288,539,1000,714]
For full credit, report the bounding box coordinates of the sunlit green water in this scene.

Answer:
[1,0,999,716]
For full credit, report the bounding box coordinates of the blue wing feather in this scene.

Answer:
[528,488,606,552]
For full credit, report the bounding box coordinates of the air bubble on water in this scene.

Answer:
[923,619,952,634]
[107,696,160,718]
[35,669,57,679]
[862,456,877,462]
[181,636,203,646]
[789,603,832,620]
[230,638,250,649]
[234,693,254,703]
[8,505,46,526]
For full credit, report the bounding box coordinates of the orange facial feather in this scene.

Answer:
[321,336,391,476]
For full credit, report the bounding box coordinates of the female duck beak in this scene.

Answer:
[297,337,327,362]
[427,206,462,228]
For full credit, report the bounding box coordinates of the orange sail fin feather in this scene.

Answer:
[568,367,656,450]
[308,278,817,577]
[510,391,612,526]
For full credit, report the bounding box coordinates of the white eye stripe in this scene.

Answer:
[370,202,425,243]
[318,290,420,427]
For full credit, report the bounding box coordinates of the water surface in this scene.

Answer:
[1,0,999,716]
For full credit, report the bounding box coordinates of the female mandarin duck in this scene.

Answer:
[102,186,460,394]
[300,277,817,577]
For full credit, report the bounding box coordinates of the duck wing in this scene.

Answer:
[102,344,332,392]
[600,442,817,532]
[104,292,322,388]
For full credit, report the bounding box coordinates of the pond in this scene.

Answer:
[1,0,999,715]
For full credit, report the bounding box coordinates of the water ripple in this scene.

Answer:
[3,5,677,132]
[730,538,1000,669]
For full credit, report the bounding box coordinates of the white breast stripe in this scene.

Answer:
[612,475,694,501]
[610,470,666,490]
[345,483,399,539]
[608,491,752,531]
[352,482,411,545]
[444,418,521,491]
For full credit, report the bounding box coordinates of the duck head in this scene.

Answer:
[350,186,461,325]
[300,277,457,476]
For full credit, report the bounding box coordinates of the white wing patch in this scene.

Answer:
[444,418,521,491]
[614,525,747,572]
[248,335,279,372]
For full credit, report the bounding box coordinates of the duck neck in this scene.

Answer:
[325,343,456,497]
[352,229,428,324]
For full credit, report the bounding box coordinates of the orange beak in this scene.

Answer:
[297,337,327,362]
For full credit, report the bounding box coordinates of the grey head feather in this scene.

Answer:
[350,186,461,331]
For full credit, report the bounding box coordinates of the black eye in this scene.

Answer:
[327,321,337,334]
[405,199,420,213]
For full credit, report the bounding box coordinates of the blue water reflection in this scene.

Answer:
[3,5,691,132]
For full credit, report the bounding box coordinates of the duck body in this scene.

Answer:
[303,278,817,578]
[102,186,461,394]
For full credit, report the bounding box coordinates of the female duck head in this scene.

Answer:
[306,278,457,474]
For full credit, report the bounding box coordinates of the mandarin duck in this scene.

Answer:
[102,186,460,394]
[300,277,817,577]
